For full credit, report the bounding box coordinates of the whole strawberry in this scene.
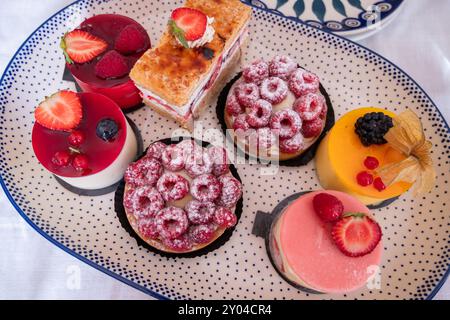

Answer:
[312,193,344,222]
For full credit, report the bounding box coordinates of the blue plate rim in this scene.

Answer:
[0,0,448,300]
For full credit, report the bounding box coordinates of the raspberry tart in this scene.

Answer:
[268,190,383,294]
[130,0,252,130]
[32,90,138,191]
[220,55,333,164]
[61,14,151,109]
[315,107,435,207]
[121,139,243,254]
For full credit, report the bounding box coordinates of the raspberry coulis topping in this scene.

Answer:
[226,56,326,155]
[123,140,242,252]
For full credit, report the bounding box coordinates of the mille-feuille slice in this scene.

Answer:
[130,0,252,130]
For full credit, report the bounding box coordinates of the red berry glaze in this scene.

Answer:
[356,171,374,187]
[373,177,386,192]
[331,213,382,257]
[364,156,380,170]
[312,193,344,222]
[52,151,72,167]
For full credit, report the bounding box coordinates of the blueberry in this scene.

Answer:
[96,119,119,142]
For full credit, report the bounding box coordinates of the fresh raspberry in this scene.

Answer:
[208,146,230,176]
[137,218,159,240]
[235,82,260,108]
[191,174,221,202]
[312,193,344,223]
[269,109,302,139]
[161,144,185,171]
[260,77,288,104]
[373,177,386,192]
[185,200,216,224]
[225,92,244,116]
[301,117,324,138]
[124,186,165,219]
[72,154,89,171]
[68,130,85,147]
[356,171,374,187]
[293,92,325,121]
[189,224,216,244]
[94,50,129,80]
[279,132,304,154]
[243,59,269,85]
[269,55,297,80]
[246,99,272,128]
[364,156,380,170]
[216,175,242,208]
[146,141,167,161]
[185,147,213,177]
[288,68,320,97]
[154,206,189,240]
[232,113,250,133]
[114,24,148,55]
[331,213,382,257]
[124,157,163,187]
[156,172,190,202]
[213,206,237,228]
[319,103,327,119]
[52,150,71,167]
[163,234,193,252]
[255,127,277,151]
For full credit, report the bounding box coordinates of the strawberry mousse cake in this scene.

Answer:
[61,14,151,109]
[221,55,332,163]
[315,108,413,207]
[122,139,243,253]
[32,90,138,191]
[269,190,383,294]
[130,0,252,130]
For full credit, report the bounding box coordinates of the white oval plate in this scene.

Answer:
[0,0,448,300]
[246,0,405,40]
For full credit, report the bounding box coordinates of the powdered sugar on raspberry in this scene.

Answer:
[124,157,163,187]
[217,175,242,208]
[156,172,190,202]
[124,185,165,219]
[269,109,302,139]
[185,147,213,177]
[213,206,237,228]
[225,92,244,116]
[191,174,221,202]
[145,141,166,161]
[185,200,216,225]
[260,77,288,105]
[242,59,269,85]
[208,146,230,176]
[235,82,260,108]
[279,132,305,154]
[269,55,297,80]
[293,92,325,121]
[288,68,320,97]
[154,206,189,240]
[246,99,273,128]
[161,144,185,171]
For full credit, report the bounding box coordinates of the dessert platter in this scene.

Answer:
[0,0,449,300]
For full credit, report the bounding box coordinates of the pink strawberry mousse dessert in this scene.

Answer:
[269,190,383,294]
[32,90,138,190]
[61,14,151,109]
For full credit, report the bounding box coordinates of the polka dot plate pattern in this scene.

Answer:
[0,0,448,300]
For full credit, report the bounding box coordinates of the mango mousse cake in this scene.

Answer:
[315,107,436,206]
[130,0,252,130]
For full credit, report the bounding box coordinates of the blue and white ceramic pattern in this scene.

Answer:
[244,0,404,39]
[0,0,449,300]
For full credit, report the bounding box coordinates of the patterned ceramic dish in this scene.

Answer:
[0,0,448,300]
[245,0,405,40]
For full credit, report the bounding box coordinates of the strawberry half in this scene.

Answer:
[61,30,108,64]
[170,7,207,44]
[34,91,83,131]
[331,213,382,258]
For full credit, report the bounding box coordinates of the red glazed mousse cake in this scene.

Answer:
[32,90,138,190]
[123,140,242,253]
[61,14,151,109]
[269,190,383,294]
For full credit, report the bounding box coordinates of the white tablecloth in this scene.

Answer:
[0,0,448,300]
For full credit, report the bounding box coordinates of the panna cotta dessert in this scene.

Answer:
[32,90,138,190]
[315,108,435,206]
[61,14,151,109]
[122,139,242,253]
[130,0,252,130]
[269,190,383,294]
[222,55,331,163]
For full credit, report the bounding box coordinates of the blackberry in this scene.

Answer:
[355,112,393,146]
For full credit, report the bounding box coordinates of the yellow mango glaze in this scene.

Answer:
[315,107,412,205]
